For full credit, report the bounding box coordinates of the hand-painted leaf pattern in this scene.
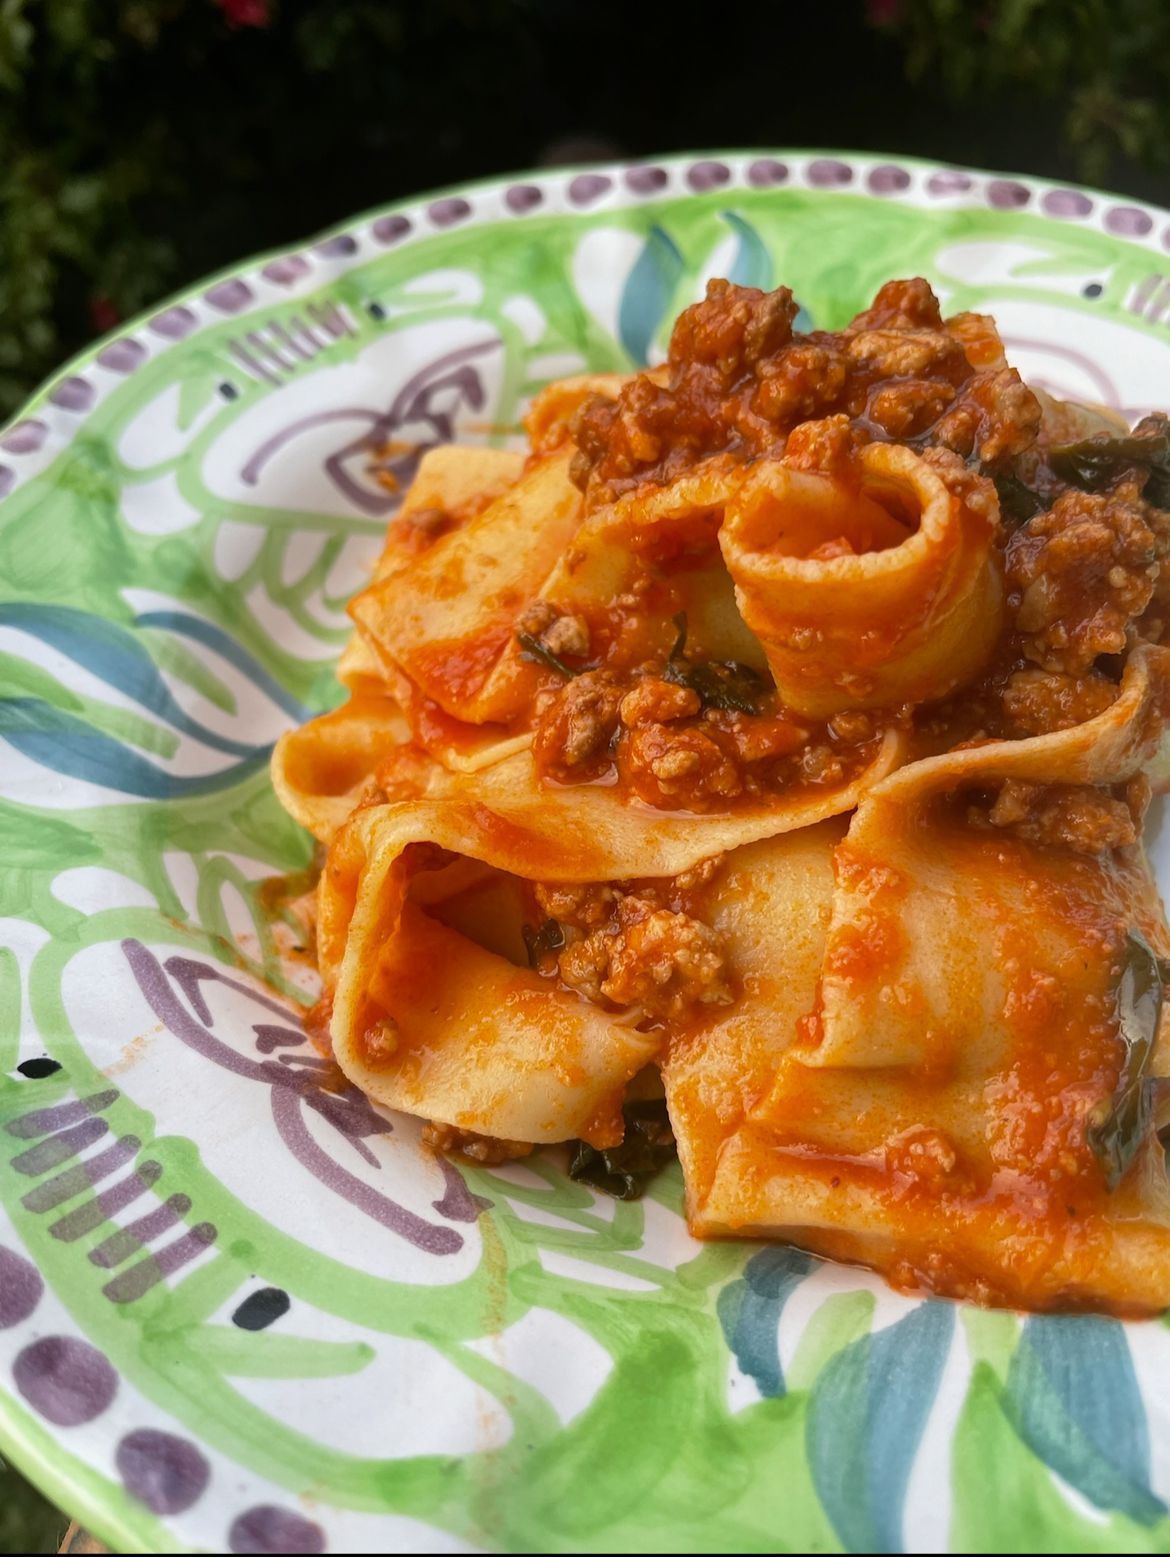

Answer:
[1006,1316,1166,1526]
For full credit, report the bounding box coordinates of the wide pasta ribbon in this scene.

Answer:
[315,729,903,1148]
[690,646,1170,1312]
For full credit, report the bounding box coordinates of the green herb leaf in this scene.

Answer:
[990,469,1043,523]
[568,1099,677,1200]
[663,611,767,715]
[522,918,565,967]
[516,630,580,679]
[1050,424,1170,508]
[1088,928,1166,1189]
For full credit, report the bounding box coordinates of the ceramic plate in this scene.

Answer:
[3,151,1170,1556]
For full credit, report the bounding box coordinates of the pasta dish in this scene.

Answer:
[273,277,1170,1313]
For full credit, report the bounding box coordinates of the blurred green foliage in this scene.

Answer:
[0,0,539,417]
[2,1,1170,420]
[1,1455,64,1553]
[876,0,1170,185]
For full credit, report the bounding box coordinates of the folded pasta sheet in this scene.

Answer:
[696,649,1170,1312]
[273,273,1170,1312]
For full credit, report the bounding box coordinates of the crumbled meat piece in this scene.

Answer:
[670,852,726,894]
[751,342,848,422]
[983,779,1138,855]
[516,602,591,659]
[1001,669,1119,736]
[930,368,1042,463]
[1006,488,1158,673]
[533,880,618,931]
[619,677,701,727]
[847,328,968,381]
[782,413,858,473]
[865,378,956,439]
[557,895,733,1020]
[516,600,559,636]
[623,722,744,806]
[669,279,799,379]
[848,277,944,332]
[533,670,624,773]
[422,1121,534,1165]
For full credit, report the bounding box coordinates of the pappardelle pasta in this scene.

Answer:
[273,276,1170,1314]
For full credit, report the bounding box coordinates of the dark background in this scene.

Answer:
[4,0,1170,1547]
[3,0,1170,417]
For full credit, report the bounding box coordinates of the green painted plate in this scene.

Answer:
[2,151,1170,1555]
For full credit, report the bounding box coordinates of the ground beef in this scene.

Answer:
[569,276,1042,509]
[422,1122,534,1165]
[1006,487,1159,674]
[532,670,624,775]
[1000,668,1119,736]
[556,894,733,1021]
[979,779,1142,855]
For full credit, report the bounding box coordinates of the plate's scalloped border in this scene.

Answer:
[3,148,1170,1554]
[3,145,1170,504]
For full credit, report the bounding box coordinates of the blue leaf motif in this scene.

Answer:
[1006,1315,1165,1526]
[0,602,264,755]
[0,698,270,797]
[133,609,310,720]
[722,212,773,292]
[807,1300,955,1554]
[717,1246,814,1398]
[618,225,685,367]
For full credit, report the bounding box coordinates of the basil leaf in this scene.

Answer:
[1049,426,1170,507]
[568,1098,676,1200]
[517,630,580,679]
[1088,929,1166,1189]
[664,611,767,715]
[990,469,1043,523]
[522,918,564,967]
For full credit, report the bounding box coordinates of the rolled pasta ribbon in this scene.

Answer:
[719,441,1004,718]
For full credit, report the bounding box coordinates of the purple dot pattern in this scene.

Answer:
[987,179,1030,208]
[626,165,668,193]
[97,339,146,374]
[0,1245,43,1327]
[505,183,543,213]
[926,170,973,195]
[567,173,612,205]
[372,215,411,244]
[262,255,310,285]
[1043,188,1093,218]
[229,1506,327,1554]
[14,1335,117,1427]
[149,306,196,339]
[427,197,471,227]
[205,279,254,313]
[49,377,96,412]
[117,1428,211,1515]
[748,158,788,187]
[1106,205,1153,237]
[687,160,731,192]
[315,235,358,258]
[0,419,46,454]
[868,164,910,194]
[0,466,13,497]
[808,158,852,187]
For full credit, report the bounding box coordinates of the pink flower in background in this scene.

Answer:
[866,0,903,22]
[217,0,271,27]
